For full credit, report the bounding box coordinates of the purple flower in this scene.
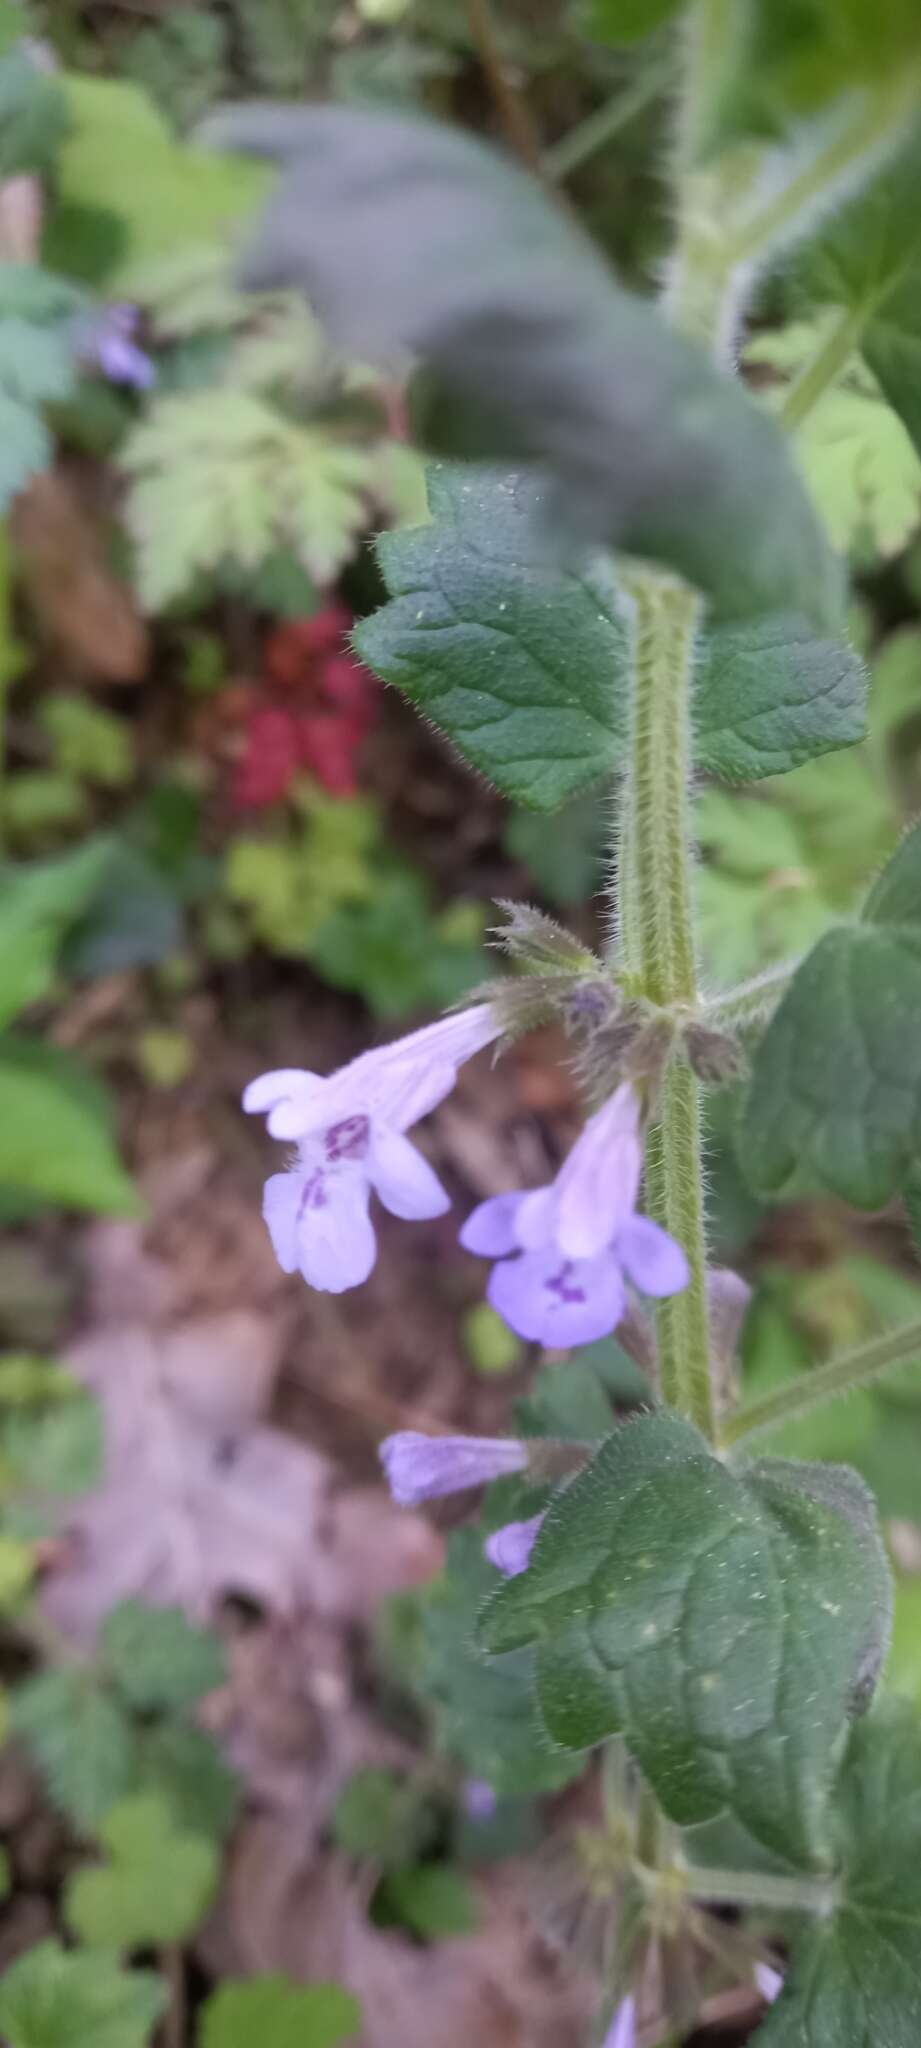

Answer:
[244,1005,499,1293]
[379,1431,526,1506]
[602,1995,636,2048]
[755,1963,783,2004]
[78,303,155,389]
[463,1778,498,1821]
[484,1513,545,1576]
[460,1083,688,1346]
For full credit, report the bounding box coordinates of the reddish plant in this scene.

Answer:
[232,604,378,809]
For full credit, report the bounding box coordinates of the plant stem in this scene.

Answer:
[464,0,543,173]
[616,570,715,1441]
[781,305,868,430]
[683,1863,836,1915]
[723,1314,921,1450]
[545,59,672,182]
[725,79,916,272]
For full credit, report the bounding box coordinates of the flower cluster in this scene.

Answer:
[78,303,155,390]
[233,606,378,808]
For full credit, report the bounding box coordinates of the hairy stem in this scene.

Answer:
[545,58,672,182]
[781,305,867,430]
[723,1314,921,1450]
[682,1864,837,1915]
[616,570,715,1441]
[701,958,798,1034]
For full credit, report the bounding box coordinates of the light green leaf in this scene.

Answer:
[0,1940,165,2048]
[65,1793,218,1950]
[12,1669,136,1832]
[0,1034,140,1215]
[756,1703,921,2046]
[39,697,135,788]
[382,1863,477,1940]
[208,104,841,628]
[0,838,114,1027]
[58,76,270,284]
[478,1415,891,1867]
[101,1600,226,1712]
[1,1393,102,1497]
[796,385,921,562]
[693,614,866,781]
[0,264,83,508]
[198,1975,361,2048]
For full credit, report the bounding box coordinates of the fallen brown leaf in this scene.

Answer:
[12,472,149,682]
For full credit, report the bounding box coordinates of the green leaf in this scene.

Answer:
[419,1529,582,1798]
[57,77,270,285]
[1,1392,102,1497]
[12,1670,136,1832]
[134,1720,240,1844]
[755,1703,921,2046]
[207,104,840,628]
[742,823,921,1204]
[0,43,68,177]
[0,1034,140,1215]
[64,1793,218,1950]
[333,1766,434,1868]
[693,614,866,781]
[0,264,84,509]
[478,1415,891,1866]
[358,468,857,810]
[710,0,921,139]
[65,844,183,978]
[39,697,135,788]
[122,392,373,609]
[0,1941,165,2048]
[589,0,685,42]
[0,838,114,1027]
[198,1976,361,2048]
[504,795,605,905]
[379,1863,477,1940]
[101,1600,226,1712]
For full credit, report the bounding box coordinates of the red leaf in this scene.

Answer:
[232,704,301,810]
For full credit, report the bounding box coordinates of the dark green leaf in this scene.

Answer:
[135,1720,240,1843]
[711,0,921,141]
[65,844,183,977]
[333,1766,435,1868]
[0,1940,165,2048]
[0,838,114,1027]
[12,1670,136,1832]
[478,1415,890,1866]
[693,614,866,782]
[0,263,84,509]
[0,44,68,178]
[207,105,840,628]
[756,1703,921,2046]
[198,1975,361,2048]
[102,1600,226,1712]
[0,1034,140,1216]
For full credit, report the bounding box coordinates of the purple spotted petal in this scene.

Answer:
[488,1245,625,1347]
[459,1191,524,1256]
[264,1160,376,1292]
[379,1431,527,1505]
[616,1214,689,1298]
[484,1513,545,1576]
[369,1128,450,1220]
[555,1082,642,1259]
[602,1995,636,2048]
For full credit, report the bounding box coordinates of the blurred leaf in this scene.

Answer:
[504,797,605,905]
[311,871,484,1018]
[210,104,841,628]
[0,1531,34,1608]
[135,1027,195,1089]
[514,1358,621,1441]
[198,1975,361,2048]
[134,1720,240,1843]
[39,696,135,788]
[379,1862,477,1940]
[0,838,112,1025]
[1,1393,102,1498]
[5,771,90,840]
[123,10,229,131]
[0,1034,139,1216]
[65,1793,218,1949]
[65,844,183,977]
[13,1669,136,1832]
[0,43,67,177]
[886,1574,921,1702]
[0,1940,165,2048]
[333,1766,434,1868]
[101,1600,226,1712]
[123,392,373,609]
[0,264,83,510]
[463,1302,524,1376]
[589,0,684,41]
[694,614,866,779]
[707,0,921,141]
[58,76,270,284]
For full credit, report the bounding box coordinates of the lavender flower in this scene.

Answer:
[460,1082,688,1346]
[755,1963,783,2004]
[379,1431,527,1506]
[463,1778,498,1821]
[484,1513,545,1576]
[602,1995,636,2048]
[78,303,155,389]
[244,1005,499,1292]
